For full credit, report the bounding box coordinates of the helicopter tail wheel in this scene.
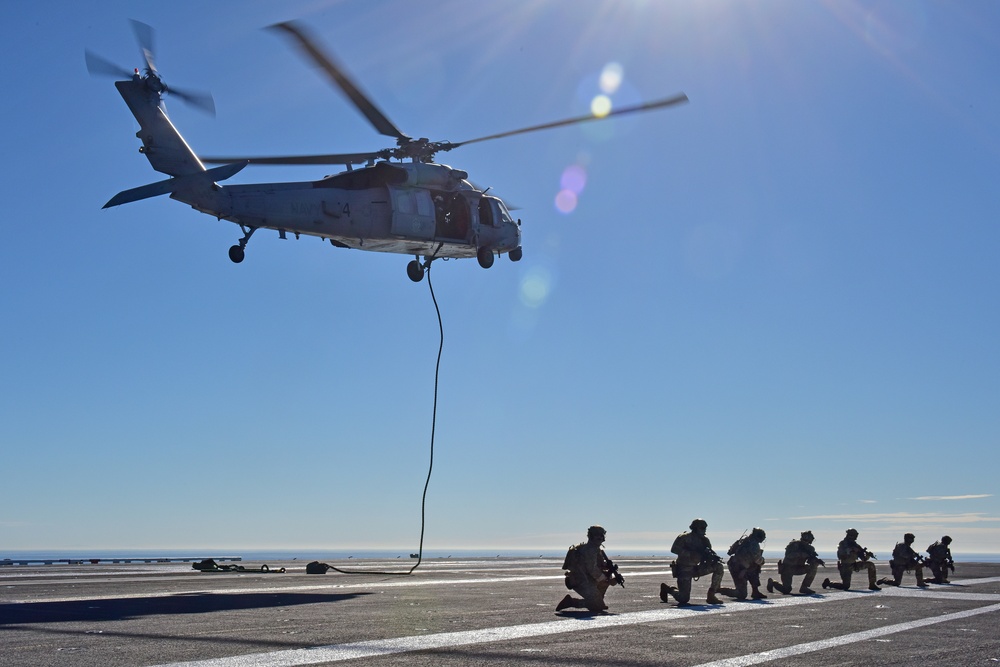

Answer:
[407,259,425,283]
[229,226,255,264]
[477,248,495,269]
[508,246,523,262]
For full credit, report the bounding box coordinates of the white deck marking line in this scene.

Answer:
[690,602,1000,667]
[147,582,1000,667]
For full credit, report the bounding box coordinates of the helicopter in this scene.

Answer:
[88,20,688,282]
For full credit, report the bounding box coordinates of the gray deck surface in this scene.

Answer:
[2,558,998,666]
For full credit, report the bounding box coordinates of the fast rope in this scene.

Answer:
[330,260,442,576]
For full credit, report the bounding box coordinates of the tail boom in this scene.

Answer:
[103,161,248,208]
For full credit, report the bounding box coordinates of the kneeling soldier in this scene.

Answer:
[878,533,928,587]
[768,530,825,595]
[823,528,880,591]
[660,518,725,606]
[719,527,768,600]
[925,536,955,584]
[557,525,621,612]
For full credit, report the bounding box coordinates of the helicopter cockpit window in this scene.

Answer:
[478,197,495,227]
[496,199,515,226]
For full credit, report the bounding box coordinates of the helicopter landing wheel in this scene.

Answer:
[407,259,425,283]
[228,245,245,264]
[508,246,523,262]
[477,248,495,269]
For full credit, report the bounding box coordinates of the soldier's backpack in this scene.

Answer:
[562,544,580,571]
[562,544,584,588]
[727,537,747,557]
[783,541,809,569]
[727,535,760,568]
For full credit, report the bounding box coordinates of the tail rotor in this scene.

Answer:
[85,20,215,116]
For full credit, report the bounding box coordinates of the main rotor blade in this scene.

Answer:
[166,85,217,116]
[450,93,690,150]
[269,21,409,142]
[130,19,157,74]
[85,50,132,79]
[200,151,380,166]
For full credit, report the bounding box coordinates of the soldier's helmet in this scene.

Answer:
[587,525,606,540]
[751,527,766,541]
[801,530,815,542]
[846,528,859,538]
[690,518,708,531]
[942,535,953,544]
[904,533,915,542]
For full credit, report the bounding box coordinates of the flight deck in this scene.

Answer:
[2,557,998,666]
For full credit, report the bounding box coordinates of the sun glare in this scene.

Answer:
[599,62,624,94]
[590,94,612,118]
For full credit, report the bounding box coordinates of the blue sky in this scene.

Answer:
[1,0,997,558]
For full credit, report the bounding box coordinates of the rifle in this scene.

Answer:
[703,547,723,565]
[860,549,877,562]
[603,556,625,588]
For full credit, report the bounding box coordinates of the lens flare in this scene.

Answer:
[560,164,587,195]
[520,267,553,308]
[599,62,623,94]
[554,189,577,214]
[590,94,612,117]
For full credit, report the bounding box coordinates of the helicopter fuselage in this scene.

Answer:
[187,161,520,260]
[109,76,521,273]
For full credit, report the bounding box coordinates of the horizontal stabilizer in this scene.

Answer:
[103,161,248,208]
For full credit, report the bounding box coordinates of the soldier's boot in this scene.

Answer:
[768,577,791,595]
[750,587,767,600]
[799,586,816,595]
[824,578,849,591]
[659,583,678,603]
[706,588,724,605]
[556,594,574,611]
[917,570,928,588]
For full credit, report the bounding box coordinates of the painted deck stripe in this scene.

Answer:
[691,602,1000,667]
[148,581,1000,667]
